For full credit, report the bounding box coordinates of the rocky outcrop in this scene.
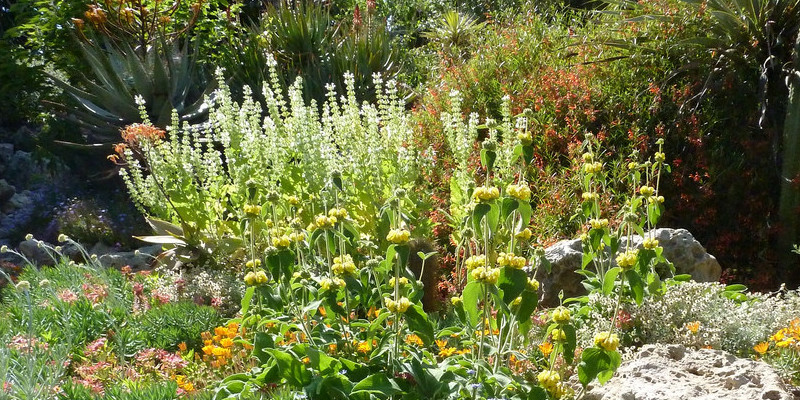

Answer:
[583,344,796,400]
[535,228,721,306]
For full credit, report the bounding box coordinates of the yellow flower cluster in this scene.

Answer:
[471,266,499,285]
[584,161,603,174]
[328,208,348,219]
[551,307,571,323]
[639,185,656,197]
[287,196,301,206]
[201,323,243,368]
[497,252,526,269]
[244,270,268,286]
[245,259,262,269]
[506,183,531,202]
[315,214,338,229]
[537,370,561,392]
[551,328,566,342]
[389,277,409,287]
[272,235,291,248]
[465,254,486,270]
[654,152,666,163]
[582,152,594,162]
[386,229,410,245]
[319,277,346,291]
[527,278,540,291]
[386,297,411,313]
[332,254,356,276]
[517,132,532,145]
[243,204,261,217]
[648,195,665,204]
[594,331,620,351]
[615,249,639,270]
[289,231,305,242]
[473,186,500,203]
[642,237,660,250]
[515,228,533,241]
[450,296,463,306]
[589,218,609,230]
[582,191,599,202]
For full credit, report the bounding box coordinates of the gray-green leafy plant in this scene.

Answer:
[423,10,485,61]
[48,36,213,142]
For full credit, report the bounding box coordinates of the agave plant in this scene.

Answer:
[423,10,486,61]
[48,36,213,143]
[331,15,399,101]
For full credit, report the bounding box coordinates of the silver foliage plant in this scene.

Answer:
[120,55,423,228]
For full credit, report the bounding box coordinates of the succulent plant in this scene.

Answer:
[48,36,213,143]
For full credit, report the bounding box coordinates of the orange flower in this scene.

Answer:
[220,338,234,348]
[753,342,769,355]
[438,347,457,357]
[214,327,227,337]
[328,343,338,353]
[685,321,700,334]
[178,342,187,352]
[435,339,448,349]
[202,345,214,355]
[405,334,424,347]
[539,341,554,357]
[356,341,371,354]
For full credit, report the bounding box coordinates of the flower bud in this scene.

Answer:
[58,234,69,243]
[16,280,30,292]
[25,234,33,241]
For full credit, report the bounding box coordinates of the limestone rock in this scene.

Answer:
[18,239,57,266]
[583,344,795,400]
[535,228,721,306]
[96,244,162,271]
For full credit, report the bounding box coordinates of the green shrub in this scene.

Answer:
[132,301,221,351]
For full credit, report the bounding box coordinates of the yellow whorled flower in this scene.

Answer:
[473,186,500,203]
[654,152,666,163]
[328,207,348,219]
[582,152,594,162]
[582,191,599,202]
[289,231,306,242]
[506,183,531,202]
[450,296,463,306]
[287,196,301,206]
[527,278,540,291]
[471,266,500,285]
[315,214,337,229]
[583,161,603,174]
[616,249,638,270]
[272,235,291,249]
[243,204,262,217]
[319,277,345,291]
[639,185,656,197]
[389,277,409,287]
[255,270,268,284]
[332,254,357,276]
[589,218,609,230]
[594,331,620,351]
[515,228,533,241]
[537,370,561,392]
[551,307,571,324]
[648,195,666,204]
[498,252,526,269]
[465,254,486,270]
[386,229,411,245]
[550,328,566,342]
[642,237,660,250]
[386,297,412,313]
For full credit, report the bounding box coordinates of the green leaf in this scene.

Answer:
[480,148,497,171]
[462,280,483,327]
[472,203,492,236]
[625,269,644,305]
[405,304,435,346]
[253,332,273,365]
[241,286,255,315]
[603,267,621,295]
[515,289,538,327]
[498,267,527,304]
[351,373,401,398]
[266,349,312,388]
[501,197,519,222]
[578,348,621,387]
[562,324,577,364]
[528,386,548,400]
